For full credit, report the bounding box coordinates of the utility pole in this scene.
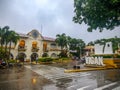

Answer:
[41,24,43,35]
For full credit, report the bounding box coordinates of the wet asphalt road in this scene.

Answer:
[0,65,120,90]
[0,66,53,90]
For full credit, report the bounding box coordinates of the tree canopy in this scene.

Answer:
[55,33,85,57]
[68,37,85,57]
[93,36,120,52]
[73,0,120,32]
[55,33,68,50]
[0,26,20,60]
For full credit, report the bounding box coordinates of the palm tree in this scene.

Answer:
[0,26,9,50]
[4,29,10,54]
[55,33,68,57]
[56,33,67,51]
[0,26,20,64]
[0,26,10,61]
[7,30,20,59]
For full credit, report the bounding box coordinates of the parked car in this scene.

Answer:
[0,59,7,68]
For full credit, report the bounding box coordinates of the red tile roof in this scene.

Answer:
[43,36,55,41]
[17,32,29,38]
[17,32,56,41]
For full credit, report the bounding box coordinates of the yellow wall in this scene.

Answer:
[103,58,120,68]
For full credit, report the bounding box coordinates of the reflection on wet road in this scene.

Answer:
[25,65,120,90]
[0,66,53,90]
[0,65,120,90]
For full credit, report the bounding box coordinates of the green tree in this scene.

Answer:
[4,29,10,54]
[0,26,9,50]
[0,26,20,62]
[7,30,20,59]
[56,33,68,51]
[0,26,10,62]
[94,39,108,53]
[68,37,85,58]
[94,39,101,44]
[56,33,68,57]
[94,37,120,53]
[108,37,120,52]
[87,41,94,46]
[73,0,120,32]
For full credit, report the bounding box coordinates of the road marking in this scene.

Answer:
[94,82,117,90]
[112,86,120,90]
[25,65,91,79]
[77,85,91,90]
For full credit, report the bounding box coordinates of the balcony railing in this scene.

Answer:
[49,48,61,51]
[18,46,27,51]
[31,47,39,52]
[43,49,49,52]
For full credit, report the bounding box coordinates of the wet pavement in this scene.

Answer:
[0,66,53,90]
[0,65,120,90]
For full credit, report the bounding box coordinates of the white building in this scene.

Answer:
[10,30,61,62]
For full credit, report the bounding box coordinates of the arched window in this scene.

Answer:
[50,43,56,48]
[16,53,26,62]
[51,53,57,58]
[43,42,47,52]
[19,40,25,47]
[32,41,37,48]
[31,53,38,62]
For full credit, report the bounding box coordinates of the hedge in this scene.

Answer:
[92,54,120,58]
[38,57,53,62]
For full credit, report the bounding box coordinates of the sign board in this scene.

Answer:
[94,44,104,54]
[85,57,105,66]
[94,42,113,54]
[104,42,113,54]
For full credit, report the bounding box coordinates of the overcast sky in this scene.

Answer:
[0,0,120,44]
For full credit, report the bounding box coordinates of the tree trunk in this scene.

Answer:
[4,42,9,66]
[8,41,12,60]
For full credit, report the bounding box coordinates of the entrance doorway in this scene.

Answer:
[17,53,26,62]
[31,53,38,62]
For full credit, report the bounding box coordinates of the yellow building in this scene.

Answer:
[10,30,61,62]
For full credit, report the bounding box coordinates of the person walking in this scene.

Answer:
[36,57,38,64]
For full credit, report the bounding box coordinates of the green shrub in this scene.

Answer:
[117,55,120,58]
[92,54,120,58]
[8,59,16,63]
[103,55,113,58]
[60,57,69,60]
[38,57,53,62]
[58,51,68,58]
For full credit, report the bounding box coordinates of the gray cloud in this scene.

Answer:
[0,0,120,43]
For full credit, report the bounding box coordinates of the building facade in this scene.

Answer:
[84,45,94,56]
[10,30,61,62]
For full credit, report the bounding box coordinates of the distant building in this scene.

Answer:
[84,45,94,56]
[9,30,61,62]
[115,48,120,54]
